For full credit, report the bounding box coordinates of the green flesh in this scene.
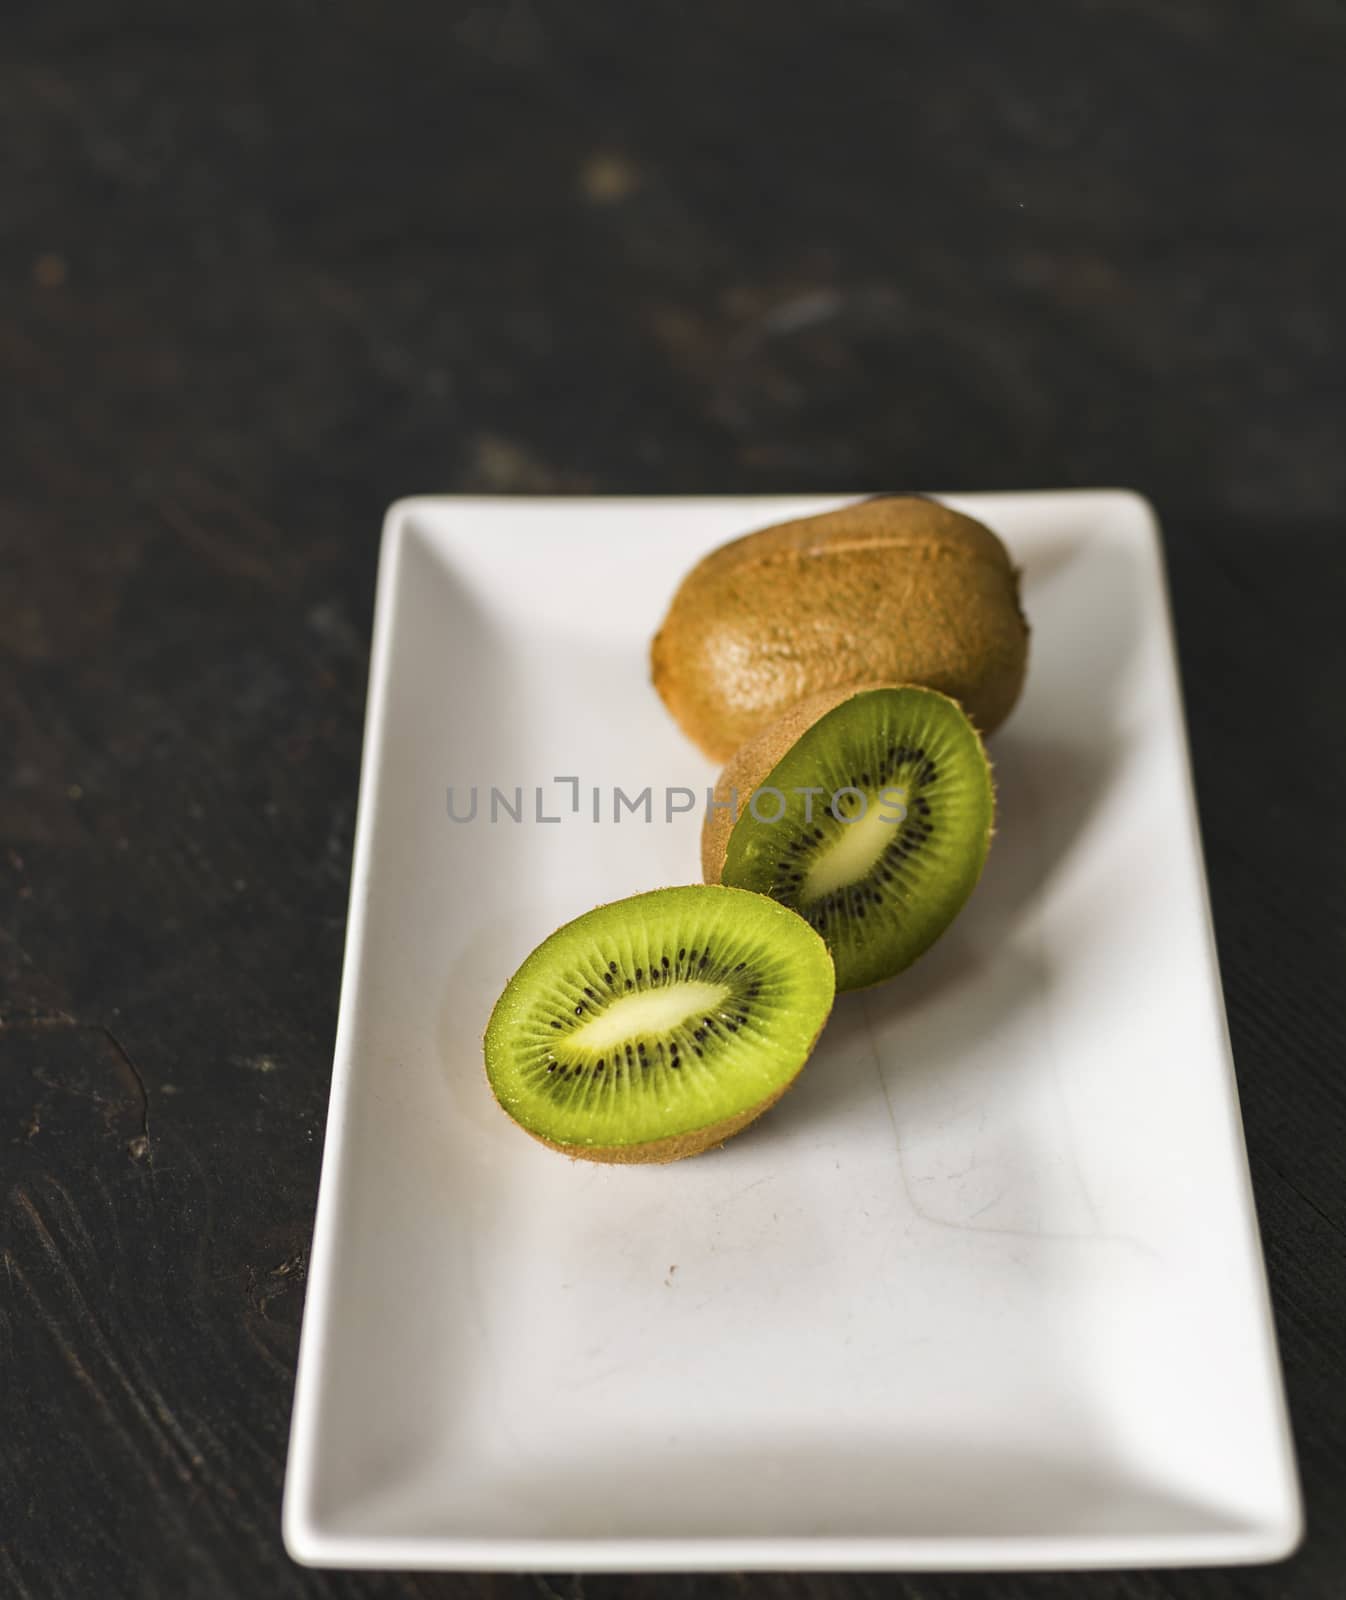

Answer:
[720,687,994,990]
[484,885,836,1152]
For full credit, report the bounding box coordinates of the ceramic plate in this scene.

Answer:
[283,492,1301,1570]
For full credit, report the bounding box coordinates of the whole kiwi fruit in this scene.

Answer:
[651,496,1028,761]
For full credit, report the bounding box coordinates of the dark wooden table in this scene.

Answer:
[4,3,1344,1597]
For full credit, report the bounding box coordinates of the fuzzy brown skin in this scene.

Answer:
[701,682,886,883]
[522,1078,798,1164]
[651,497,1029,762]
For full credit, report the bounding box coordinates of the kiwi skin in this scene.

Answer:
[482,885,835,1165]
[524,1085,799,1165]
[701,685,995,988]
[651,496,1028,762]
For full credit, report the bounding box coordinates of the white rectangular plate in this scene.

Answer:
[284,492,1301,1571]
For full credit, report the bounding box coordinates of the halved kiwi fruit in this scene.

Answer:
[484,885,836,1163]
[703,685,994,991]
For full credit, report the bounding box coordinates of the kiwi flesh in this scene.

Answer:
[703,685,994,991]
[651,496,1029,761]
[483,885,836,1163]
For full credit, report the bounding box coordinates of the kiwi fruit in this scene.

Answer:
[483,885,836,1163]
[651,496,1028,761]
[703,685,994,991]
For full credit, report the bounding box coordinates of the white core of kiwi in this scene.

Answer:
[801,787,910,901]
[569,979,732,1053]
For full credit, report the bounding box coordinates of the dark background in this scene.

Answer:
[3,2,1344,1597]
